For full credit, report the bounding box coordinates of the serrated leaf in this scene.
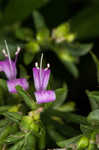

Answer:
[51,85,68,108]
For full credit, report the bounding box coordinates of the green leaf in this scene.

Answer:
[87,109,99,125]
[15,27,34,41]
[68,43,93,57]
[0,124,17,145]
[51,85,68,108]
[47,125,64,143]
[88,132,97,150]
[51,42,79,78]
[42,109,88,125]
[89,51,99,83]
[3,112,22,123]
[77,136,89,150]
[57,135,82,148]
[80,124,94,136]
[33,10,50,45]
[23,133,36,150]
[47,117,79,137]
[0,106,11,113]
[25,41,40,54]
[5,132,25,144]
[0,79,7,90]
[19,65,29,79]
[23,51,34,65]
[38,128,46,150]
[57,102,76,112]
[8,140,24,150]
[3,0,48,24]
[54,42,93,57]
[0,119,9,128]
[86,90,99,110]
[33,10,47,31]
[16,86,38,110]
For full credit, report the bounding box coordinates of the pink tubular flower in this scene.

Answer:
[33,54,56,104]
[0,40,29,93]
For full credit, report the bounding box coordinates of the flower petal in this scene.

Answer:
[33,67,50,90]
[42,69,50,90]
[7,78,29,93]
[34,90,56,104]
[0,59,17,80]
[33,67,40,91]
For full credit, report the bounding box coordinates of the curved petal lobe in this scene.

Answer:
[34,90,56,104]
[33,67,50,90]
[7,78,29,93]
[0,59,16,80]
[42,69,50,90]
[33,67,40,91]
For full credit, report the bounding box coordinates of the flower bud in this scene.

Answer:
[20,116,33,132]
[25,41,40,54]
[8,104,21,112]
[77,136,89,150]
[52,23,76,43]
[20,116,39,133]
[36,28,50,44]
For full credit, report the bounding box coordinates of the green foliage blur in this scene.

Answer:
[0,0,99,149]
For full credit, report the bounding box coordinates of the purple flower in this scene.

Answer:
[33,54,56,104]
[0,41,29,93]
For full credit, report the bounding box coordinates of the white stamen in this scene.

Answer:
[35,62,39,69]
[15,47,21,55]
[47,63,50,68]
[40,53,43,85]
[2,49,8,57]
[4,40,13,73]
[45,63,50,70]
